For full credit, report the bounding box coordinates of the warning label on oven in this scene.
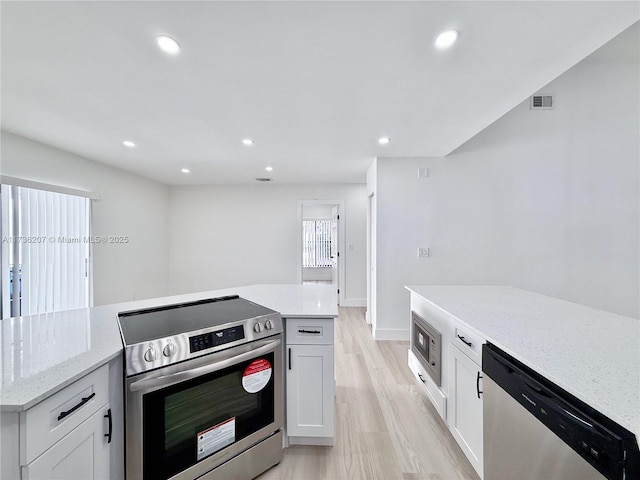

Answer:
[242,358,272,393]
[196,417,235,461]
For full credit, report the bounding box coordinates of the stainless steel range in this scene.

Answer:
[117,295,284,480]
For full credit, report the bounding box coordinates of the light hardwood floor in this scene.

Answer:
[257,307,479,480]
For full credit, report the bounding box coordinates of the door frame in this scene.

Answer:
[296,199,345,306]
[366,193,376,327]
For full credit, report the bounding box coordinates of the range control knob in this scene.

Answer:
[264,319,274,330]
[253,322,263,333]
[143,346,158,362]
[163,343,176,357]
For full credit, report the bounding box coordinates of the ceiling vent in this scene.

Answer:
[530,94,554,110]
[255,177,273,182]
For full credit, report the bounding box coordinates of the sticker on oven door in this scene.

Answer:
[197,417,235,461]
[242,358,272,393]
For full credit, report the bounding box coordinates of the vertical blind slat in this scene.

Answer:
[0,187,11,319]
[21,188,31,315]
[37,190,46,313]
[29,188,40,315]
[45,191,55,313]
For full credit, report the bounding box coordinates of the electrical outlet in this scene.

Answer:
[417,247,429,258]
[418,168,429,178]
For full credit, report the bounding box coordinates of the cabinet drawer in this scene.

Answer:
[21,364,109,464]
[453,323,484,365]
[22,405,111,480]
[408,350,446,421]
[286,318,334,345]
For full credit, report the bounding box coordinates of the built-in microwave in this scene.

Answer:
[410,311,442,386]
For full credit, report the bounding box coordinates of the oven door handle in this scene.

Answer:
[129,338,281,392]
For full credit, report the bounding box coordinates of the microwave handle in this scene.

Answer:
[129,338,281,392]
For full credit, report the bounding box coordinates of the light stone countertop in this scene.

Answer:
[405,285,640,439]
[0,284,338,412]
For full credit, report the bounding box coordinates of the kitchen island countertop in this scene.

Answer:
[0,284,338,412]
[406,285,640,440]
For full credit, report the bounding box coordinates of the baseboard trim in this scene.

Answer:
[341,298,366,307]
[372,327,409,341]
[287,436,334,446]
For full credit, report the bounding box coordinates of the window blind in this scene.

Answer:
[302,220,334,268]
[1,184,91,319]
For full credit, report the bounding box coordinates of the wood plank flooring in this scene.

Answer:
[257,307,479,480]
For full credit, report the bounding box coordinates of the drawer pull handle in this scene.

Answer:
[299,329,321,335]
[476,372,483,399]
[57,392,96,421]
[104,408,113,443]
[457,334,473,347]
[417,373,426,383]
[288,348,292,370]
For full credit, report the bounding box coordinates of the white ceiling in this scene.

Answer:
[2,1,638,185]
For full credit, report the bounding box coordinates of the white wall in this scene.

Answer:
[168,184,367,305]
[302,204,334,219]
[0,131,170,305]
[369,24,639,338]
[302,267,332,281]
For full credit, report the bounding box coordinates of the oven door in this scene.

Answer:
[125,336,283,480]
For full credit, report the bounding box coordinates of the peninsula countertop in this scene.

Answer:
[0,284,338,412]
[405,285,640,440]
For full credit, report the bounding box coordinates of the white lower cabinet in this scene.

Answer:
[285,318,335,445]
[22,405,111,480]
[449,344,484,479]
[0,364,113,480]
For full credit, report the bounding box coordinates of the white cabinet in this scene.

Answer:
[408,349,446,420]
[22,405,111,480]
[285,318,335,445]
[449,341,484,479]
[0,364,112,480]
[408,293,486,479]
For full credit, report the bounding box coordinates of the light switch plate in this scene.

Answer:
[417,247,429,258]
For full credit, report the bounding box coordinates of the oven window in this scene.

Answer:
[143,352,275,479]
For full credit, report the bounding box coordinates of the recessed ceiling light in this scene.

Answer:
[378,137,391,145]
[156,35,181,55]
[242,138,254,146]
[435,30,459,50]
[181,168,190,174]
[265,166,273,172]
[123,140,136,148]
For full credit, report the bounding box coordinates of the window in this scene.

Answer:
[1,184,91,319]
[302,220,334,268]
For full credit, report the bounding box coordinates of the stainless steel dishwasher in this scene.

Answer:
[482,343,639,480]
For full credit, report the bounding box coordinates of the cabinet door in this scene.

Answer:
[450,347,483,478]
[286,344,334,438]
[23,405,110,480]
